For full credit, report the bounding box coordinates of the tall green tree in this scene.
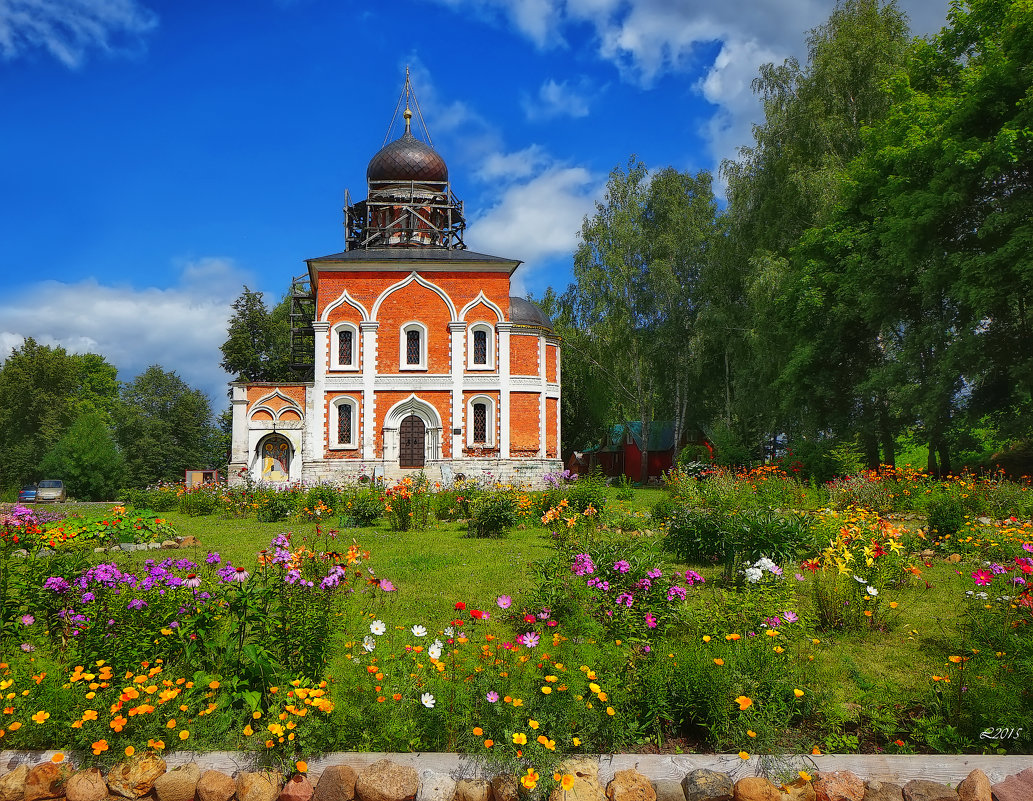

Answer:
[115,366,219,487]
[0,340,121,489]
[703,0,913,461]
[571,158,718,481]
[40,412,125,501]
[220,287,293,383]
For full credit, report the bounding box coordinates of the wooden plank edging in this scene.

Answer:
[2,750,1032,787]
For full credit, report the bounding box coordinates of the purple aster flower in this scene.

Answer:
[43,577,70,593]
[205,552,221,565]
[81,592,95,603]
[127,598,147,610]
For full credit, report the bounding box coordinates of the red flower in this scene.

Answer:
[802,559,820,572]
[455,602,467,611]
[524,614,536,623]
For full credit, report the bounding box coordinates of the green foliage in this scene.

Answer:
[346,485,384,526]
[432,481,479,521]
[468,491,517,538]
[926,493,966,539]
[385,474,431,531]
[708,422,753,467]
[178,483,223,516]
[664,505,810,579]
[0,340,122,491]
[566,469,608,513]
[39,412,124,501]
[220,286,293,382]
[612,474,635,501]
[116,366,220,488]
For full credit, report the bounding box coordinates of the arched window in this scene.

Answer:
[399,322,428,370]
[332,323,359,370]
[467,323,495,370]
[466,395,496,447]
[330,397,358,449]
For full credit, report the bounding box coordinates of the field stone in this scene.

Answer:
[731,777,778,801]
[989,768,1033,801]
[65,769,108,801]
[416,772,455,801]
[455,779,491,801]
[237,771,284,801]
[549,758,602,801]
[814,772,863,801]
[25,763,72,801]
[862,782,903,801]
[606,770,655,801]
[355,760,418,801]
[955,770,990,801]
[0,765,30,801]
[489,775,517,801]
[313,767,358,801]
[781,778,816,801]
[154,763,200,801]
[197,771,236,801]
[650,780,685,801]
[901,781,957,801]
[107,754,168,799]
[681,771,732,801]
[280,775,315,801]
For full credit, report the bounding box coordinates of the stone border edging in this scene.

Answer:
[2,752,1031,785]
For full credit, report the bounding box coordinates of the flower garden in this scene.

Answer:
[2,466,1032,781]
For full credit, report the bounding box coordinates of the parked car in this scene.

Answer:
[36,480,66,503]
[18,485,37,503]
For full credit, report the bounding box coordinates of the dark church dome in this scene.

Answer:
[367,130,448,184]
[509,296,553,331]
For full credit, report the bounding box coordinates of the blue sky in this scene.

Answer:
[0,0,948,407]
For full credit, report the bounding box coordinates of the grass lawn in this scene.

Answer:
[152,490,967,722]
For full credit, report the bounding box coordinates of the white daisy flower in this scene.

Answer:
[421,692,435,708]
[412,624,427,637]
[866,586,878,596]
[428,640,443,660]
[370,620,386,635]
[362,636,376,652]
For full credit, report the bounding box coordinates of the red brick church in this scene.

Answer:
[228,78,562,485]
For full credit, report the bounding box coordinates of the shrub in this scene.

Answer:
[665,505,810,580]
[566,469,608,514]
[927,492,966,539]
[468,491,517,538]
[612,475,635,501]
[432,480,480,521]
[650,495,678,527]
[304,483,343,516]
[178,483,223,516]
[256,491,296,523]
[347,486,384,526]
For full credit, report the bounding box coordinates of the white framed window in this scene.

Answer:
[332,323,359,370]
[466,394,496,447]
[329,396,358,449]
[399,321,428,370]
[467,322,495,370]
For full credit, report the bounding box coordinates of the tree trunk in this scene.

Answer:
[640,410,650,486]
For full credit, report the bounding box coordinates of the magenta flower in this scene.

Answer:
[972,570,993,586]
[645,612,657,629]
[518,632,539,648]
[20,614,34,626]
[379,579,396,592]
[496,595,511,609]
[613,560,631,574]
[486,691,499,703]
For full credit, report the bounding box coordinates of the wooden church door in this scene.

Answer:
[399,415,426,468]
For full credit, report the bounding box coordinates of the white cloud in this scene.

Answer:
[0,257,252,408]
[0,0,158,68]
[466,164,600,277]
[523,77,594,120]
[475,145,550,182]
[433,0,951,169]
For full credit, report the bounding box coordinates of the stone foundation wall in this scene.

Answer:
[300,458,563,486]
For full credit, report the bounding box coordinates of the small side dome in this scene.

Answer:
[367,130,448,184]
[509,297,553,331]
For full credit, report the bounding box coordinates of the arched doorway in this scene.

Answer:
[259,434,291,482]
[399,415,426,468]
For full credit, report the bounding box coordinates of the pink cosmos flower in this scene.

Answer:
[645,612,657,629]
[972,569,993,586]
[518,632,540,648]
[496,595,512,609]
